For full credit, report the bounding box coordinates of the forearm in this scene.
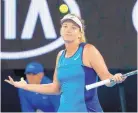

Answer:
[22,83,60,95]
[98,72,116,87]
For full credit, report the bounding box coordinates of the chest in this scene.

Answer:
[57,64,85,83]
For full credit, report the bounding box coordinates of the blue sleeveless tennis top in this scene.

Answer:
[57,43,103,112]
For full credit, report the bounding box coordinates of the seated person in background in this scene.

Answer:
[18,62,60,112]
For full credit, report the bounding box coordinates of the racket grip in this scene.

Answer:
[110,78,115,83]
[110,74,127,83]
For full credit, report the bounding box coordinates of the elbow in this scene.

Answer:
[52,88,61,95]
[54,91,61,95]
[51,84,61,95]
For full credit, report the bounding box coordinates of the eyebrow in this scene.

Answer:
[62,23,79,28]
[62,23,67,25]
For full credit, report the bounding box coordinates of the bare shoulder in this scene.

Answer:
[82,43,103,68]
[83,43,97,53]
[83,43,103,61]
[83,43,101,59]
[56,50,64,64]
[82,44,97,67]
[57,50,64,58]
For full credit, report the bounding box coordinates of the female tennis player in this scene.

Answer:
[5,13,127,112]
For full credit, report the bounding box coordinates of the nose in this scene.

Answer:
[65,27,72,33]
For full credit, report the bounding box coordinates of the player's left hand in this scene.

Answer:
[112,73,127,83]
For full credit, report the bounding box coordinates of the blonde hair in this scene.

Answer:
[71,14,86,43]
[62,13,87,43]
[80,27,86,43]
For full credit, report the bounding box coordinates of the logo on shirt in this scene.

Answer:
[74,54,80,60]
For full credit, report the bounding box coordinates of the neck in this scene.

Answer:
[65,42,80,53]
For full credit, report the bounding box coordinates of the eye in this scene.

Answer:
[62,25,68,28]
[72,26,78,30]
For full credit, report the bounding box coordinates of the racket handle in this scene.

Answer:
[110,70,137,83]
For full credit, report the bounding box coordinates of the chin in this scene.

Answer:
[64,39,74,43]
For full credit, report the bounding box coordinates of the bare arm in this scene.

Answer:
[84,44,125,87]
[20,68,61,95]
[5,51,63,94]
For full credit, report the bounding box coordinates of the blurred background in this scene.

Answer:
[1,0,137,112]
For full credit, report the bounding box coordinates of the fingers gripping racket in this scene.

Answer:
[86,70,137,90]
